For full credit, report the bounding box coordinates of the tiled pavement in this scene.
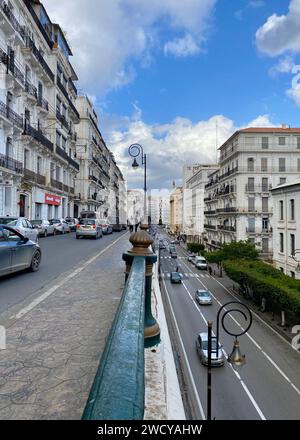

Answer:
[0,233,130,420]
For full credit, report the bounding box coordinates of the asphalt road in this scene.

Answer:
[159,234,300,420]
[0,230,128,318]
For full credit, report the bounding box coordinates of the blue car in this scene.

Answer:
[0,225,42,277]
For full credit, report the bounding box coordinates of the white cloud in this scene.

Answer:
[256,0,300,56]
[269,55,295,76]
[164,34,201,57]
[286,65,300,105]
[42,0,216,96]
[249,1,265,8]
[105,110,275,189]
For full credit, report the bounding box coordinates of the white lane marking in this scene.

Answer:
[200,274,205,278]
[162,277,206,420]
[179,256,300,397]
[11,232,129,321]
[181,281,266,420]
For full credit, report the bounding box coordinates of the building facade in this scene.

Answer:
[169,186,183,234]
[0,0,79,220]
[271,181,300,279]
[182,164,219,242]
[148,193,170,225]
[204,127,300,259]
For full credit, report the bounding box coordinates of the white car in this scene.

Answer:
[195,256,208,270]
[49,219,70,234]
[98,219,113,234]
[0,217,39,242]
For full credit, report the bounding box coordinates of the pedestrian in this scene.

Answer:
[129,224,133,233]
[135,223,138,232]
[176,266,179,272]
[208,266,212,276]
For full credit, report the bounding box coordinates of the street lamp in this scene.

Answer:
[128,143,147,227]
[207,301,252,420]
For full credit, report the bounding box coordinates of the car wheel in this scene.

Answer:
[29,250,41,272]
[76,235,80,239]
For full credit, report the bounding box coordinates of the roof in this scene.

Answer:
[271,180,300,192]
[218,127,300,150]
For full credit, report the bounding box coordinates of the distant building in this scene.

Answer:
[127,189,144,226]
[169,187,183,234]
[271,180,300,278]
[148,193,170,225]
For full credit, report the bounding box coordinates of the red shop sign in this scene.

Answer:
[45,193,61,206]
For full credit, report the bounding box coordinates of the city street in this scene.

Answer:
[159,236,300,420]
[0,230,128,323]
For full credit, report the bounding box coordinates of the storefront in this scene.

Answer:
[31,189,62,220]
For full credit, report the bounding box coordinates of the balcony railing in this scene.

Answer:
[24,36,54,82]
[68,96,80,120]
[56,145,69,162]
[69,78,77,96]
[204,224,216,230]
[89,175,98,184]
[0,153,23,174]
[23,169,46,185]
[204,210,216,215]
[245,184,272,193]
[218,225,236,232]
[37,95,49,112]
[57,76,69,100]
[68,156,80,171]
[246,227,273,234]
[205,167,239,189]
[0,100,23,129]
[25,81,37,100]
[216,207,237,213]
[51,178,63,191]
[0,0,25,37]
[23,120,54,152]
[7,56,25,85]
[56,110,70,131]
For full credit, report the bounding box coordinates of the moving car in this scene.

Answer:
[195,256,208,270]
[169,245,176,254]
[76,219,103,239]
[30,220,55,237]
[0,217,38,243]
[171,251,177,259]
[170,272,182,283]
[0,225,42,277]
[196,332,224,367]
[188,253,196,262]
[65,217,78,231]
[49,219,70,234]
[195,289,212,305]
[98,219,113,235]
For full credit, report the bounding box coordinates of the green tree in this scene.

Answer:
[187,243,205,254]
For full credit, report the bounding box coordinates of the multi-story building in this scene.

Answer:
[109,152,127,228]
[182,164,219,242]
[73,96,111,218]
[204,126,300,259]
[271,180,300,278]
[169,186,183,234]
[148,193,170,225]
[0,0,80,219]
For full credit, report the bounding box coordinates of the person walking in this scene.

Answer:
[208,266,212,276]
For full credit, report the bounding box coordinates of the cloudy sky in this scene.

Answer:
[42,0,300,189]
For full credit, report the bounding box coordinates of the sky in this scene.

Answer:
[42,0,300,190]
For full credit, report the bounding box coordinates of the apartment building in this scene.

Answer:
[148,193,170,225]
[127,189,144,226]
[204,127,300,259]
[0,0,79,219]
[169,186,183,234]
[109,152,127,228]
[271,181,300,279]
[182,164,219,242]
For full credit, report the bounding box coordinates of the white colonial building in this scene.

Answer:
[204,127,300,259]
[182,164,219,242]
[271,180,300,279]
[169,186,183,234]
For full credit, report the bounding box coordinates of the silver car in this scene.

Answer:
[195,289,212,305]
[76,219,103,239]
[195,257,208,270]
[98,219,113,234]
[0,217,38,243]
[49,219,70,234]
[0,225,41,276]
[30,220,55,237]
[196,332,224,367]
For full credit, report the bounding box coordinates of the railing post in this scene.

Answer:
[123,224,160,348]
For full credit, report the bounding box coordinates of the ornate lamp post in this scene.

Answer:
[207,301,253,420]
[128,143,147,227]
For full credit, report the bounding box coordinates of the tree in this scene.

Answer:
[187,243,205,254]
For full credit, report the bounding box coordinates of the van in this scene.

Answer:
[195,256,207,270]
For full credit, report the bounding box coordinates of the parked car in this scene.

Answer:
[76,219,103,239]
[195,256,208,270]
[171,251,177,259]
[195,289,212,305]
[49,219,70,234]
[188,253,196,262]
[170,272,182,283]
[0,217,38,243]
[169,245,176,254]
[30,219,55,237]
[98,219,113,234]
[196,332,224,367]
[0,225,42,277]
[65,217,78,231]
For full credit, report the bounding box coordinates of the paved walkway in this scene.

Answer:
[0,232,129,420]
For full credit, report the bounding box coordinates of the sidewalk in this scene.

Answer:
[0,233,129,420]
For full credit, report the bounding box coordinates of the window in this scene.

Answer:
[56,166,61,181]
[56,97,61,114]
[262,197,268,212]
[248,197,255,212]
[262,218,269,231]
[262,137,269,149]
[56,130,61,148]
[279,200,284,220]
[62,105,67,118]
[279,177,286,185]
[247,177,255,191]
[24,149,29,170]
[262,238,269,254]
[4,187,11,210]
[298,158,300,172]
[50,162,55,179]
[279,158,286,172]
[62,136,66,150]
[278,137,286,146]
[290,199,295,220]
[280,267,284,273]
[297,137,300,149]
[290,234,295,256]
[247,217,255,233]
[261,158,268,172]
[262,177,268,192]
[37,156,42,175]
[291,271,295,279]
[247,158,254,172]
[280,233,284,253]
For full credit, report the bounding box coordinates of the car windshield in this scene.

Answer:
[0,218,17,225]
[79,219,96,225]
[201,338,217,350]
[31,220,42,225]
[199,291,210,297]
[50,219,60,224]
[198,259,206,263]
[171,272,180,278]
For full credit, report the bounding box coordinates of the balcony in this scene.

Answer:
[68,156,79,171]
[24,169,46,186]
[5,56,25,88]
[57,76,69,100]
[246,227,273,234]
[57,76,80,122]
[89,175,99,184]
[51,178,63,191]
[204,224,216,230]
[24,81,38,101]
[68,97,80,122]
[56,145,69,162]
[0,0,25,39]
[23,121,53,152]
[245,184,272,193]
[205,167,238,189]
[56,110,70,131]
[23,0,53,49]
[218,225,236,232]
[0,153,23,174]
[69,78,77,97]
[204,210,216,215]
[22,37,54,83]
[37,95,49,113]
[0,100,23,130]
[69,130,77,143]
[216,207,237,214]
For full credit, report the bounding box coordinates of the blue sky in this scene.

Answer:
[43,0,300,188]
